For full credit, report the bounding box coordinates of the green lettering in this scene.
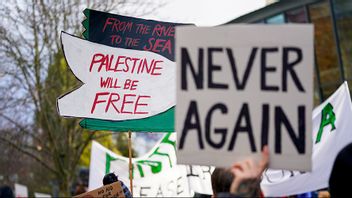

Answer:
[315,103,336,143]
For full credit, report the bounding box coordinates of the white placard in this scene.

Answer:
[14,183,28,198]
[58,32,175,121]
[176,25,313,171]
[261,82,352,196]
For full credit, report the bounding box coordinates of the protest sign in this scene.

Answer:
[14,183,28,198]
[58,32,175,121]
[75,181,125,198]
[78,9,187,131]
[176,25,314,171]
[34,192,51,197]
[261,82,352,196]
[88,133,213,196]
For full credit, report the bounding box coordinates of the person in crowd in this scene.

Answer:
[103,172,132,198]
[0,185,14,198]
[211,146,269,197]
[329,142,352,197]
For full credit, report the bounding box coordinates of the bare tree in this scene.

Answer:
[0,0,164,195]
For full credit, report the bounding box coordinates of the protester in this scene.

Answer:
[103,172,132,198]
[0,185,14,198]
[329,142,352,197]
[211,146,269,197]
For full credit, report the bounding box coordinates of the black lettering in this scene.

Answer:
[261,104,270,150]
[208,48,228,89]
[227,47,258,89]
[140,186,151,197]
[176,176,184,195]
[282,47,304,92]
[205,103,228,148]
[275,106,305,154]
[186,166,199,177]
[261,48,279,91]
[156,185,163,197]
[228,103,257,152]
[181,48,203,90]
[179,101,204,149]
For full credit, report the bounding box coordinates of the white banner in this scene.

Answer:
[14,183,28,198]
[34,192,51,197]
[261,82,352,196]
[88,133,213,197]
[58,32,175,121]
[176,24,314,171]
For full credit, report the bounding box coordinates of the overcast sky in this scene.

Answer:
[144,0,266,26]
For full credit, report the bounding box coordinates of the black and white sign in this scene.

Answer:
[176,25,313,171]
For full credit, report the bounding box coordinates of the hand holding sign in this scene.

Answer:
[229,146,269,196]
[58,32,176,121]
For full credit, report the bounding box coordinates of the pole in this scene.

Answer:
[128,131,133,196]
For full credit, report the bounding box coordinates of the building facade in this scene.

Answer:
[228,0,352,105]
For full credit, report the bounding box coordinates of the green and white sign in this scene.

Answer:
[261,82,352,196]
[89,133,213,197]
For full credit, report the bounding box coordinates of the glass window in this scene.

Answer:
[333,0,352,86]
[266,14,285,24]
[309,1,341,98]
[286,7,308,23]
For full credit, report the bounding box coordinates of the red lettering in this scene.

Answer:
[143,38,172,55]
[130,80,139,90]
[114,56,125,72]
[89,53,104,72]
[103,18,116,32]
[152,24,175,37]
[91,92,110,113]
[105,93,120,113]
[151,60,163,75]
[134,95,150,114]
[121,94,135,114]
[124,79,132,89]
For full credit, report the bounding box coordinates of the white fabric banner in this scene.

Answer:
[261,82,352,196]
[58,32,176,121]
[89,133,213,197]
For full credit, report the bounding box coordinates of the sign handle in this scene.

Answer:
[128,131,133,196]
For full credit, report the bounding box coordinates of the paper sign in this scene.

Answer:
[34,192,51,197]
[79,9,188,132]
[14,183,28,198]
[75,181,125,198]
[58,32,175,121]
[176,25,314,171]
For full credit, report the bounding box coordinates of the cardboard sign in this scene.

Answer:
[58,32,175,121]
[176,25,314,171]
[75,181,125,198]
[78,9,187,132]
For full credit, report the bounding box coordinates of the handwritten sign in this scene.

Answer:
[58,32,175,121]
[83,9,185,61]
[76,9,188,131]
[74,181,125,198]
[176,25,314,171]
